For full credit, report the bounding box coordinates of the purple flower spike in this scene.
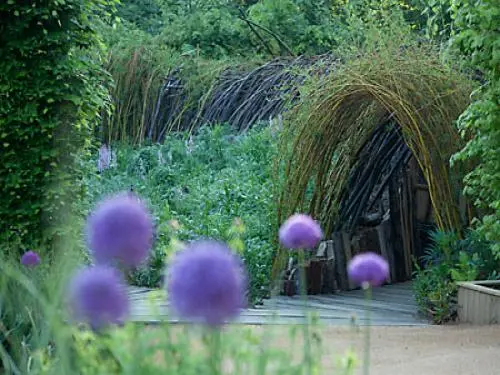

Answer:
[21,251,40,267]
[87,193,153,267]
[167,241,246,326]
[347,252,389,287]
[97,144,112,172]
[68,266,129,329]
[279,214,323,249]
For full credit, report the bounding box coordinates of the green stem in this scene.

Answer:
[297,250,312,375]
[363,283,372,375]
[208,328,222,375]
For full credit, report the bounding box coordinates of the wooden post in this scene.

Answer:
[341,231,356,290]
[332,232,348,291]
[389,168,406,282]
[321,240,337,293]
[400,165,413,279]
[377,218,396,284]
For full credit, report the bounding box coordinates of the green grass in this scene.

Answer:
[84,125,277,303]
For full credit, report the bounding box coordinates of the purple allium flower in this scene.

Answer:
[279,214,323,249]
[347,252,389,287]
[21,250,40,267]
[87,193,153,267]
[68,265,129,329]
[167,240,246,326]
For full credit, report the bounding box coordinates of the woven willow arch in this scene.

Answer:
[274,47,473,276]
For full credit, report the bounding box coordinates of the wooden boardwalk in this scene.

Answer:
[129,281,428,326]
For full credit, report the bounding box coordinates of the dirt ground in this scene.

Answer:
[154,323,499,374]
[267,324,500,375]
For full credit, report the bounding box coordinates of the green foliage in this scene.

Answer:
[101,0,424,144]
[416,0,454,39]
[155,0,360,58]
[84,125,277,303]
[0,260,46,373]
[157,0,251,58]
[65,321,326,374]
[413,230,499,323]
[330,0,415,52]
[248,0,335,55]
[450,0,500,257]
[0,0,114,255]
[157,0,418,58]
[117,0,164,34]
[450,0,500,75]
[0,248,80,374]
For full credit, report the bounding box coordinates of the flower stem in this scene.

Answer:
[207,328,222,375]
[297,249,312,374]
[363,283,372,375]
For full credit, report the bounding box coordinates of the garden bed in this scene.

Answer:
[457,280,500,324]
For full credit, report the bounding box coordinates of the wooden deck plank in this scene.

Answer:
[129,282,428,326]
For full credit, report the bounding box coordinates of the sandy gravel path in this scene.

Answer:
[267,324,500,375]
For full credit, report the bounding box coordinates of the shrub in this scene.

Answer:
[160,3,251,58]
[0,0,113,256]
[450,0,500,258]
[413,230,500,323]
[117,0,164,34]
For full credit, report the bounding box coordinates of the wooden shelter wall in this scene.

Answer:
[318,158,436,292]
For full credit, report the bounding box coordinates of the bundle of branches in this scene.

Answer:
[148,70,193,142]
[103,44,180,144]
[149,59,243,139]
[104,47,337,143]
[276,45,473,249]
[199,54,336,132]
[335,121,412,233]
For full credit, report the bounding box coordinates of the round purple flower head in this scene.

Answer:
[21,250,40,267]
[87,193,153,267]
[279,214,323,249]
[68,265,129,329]
[167,240,246,326]
[347,252,389,287]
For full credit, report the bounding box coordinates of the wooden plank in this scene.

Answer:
[306,296,418,315]
[128,314,429,327]
[128,282,428,326]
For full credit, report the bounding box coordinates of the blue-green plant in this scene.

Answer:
[84,125,277,303]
